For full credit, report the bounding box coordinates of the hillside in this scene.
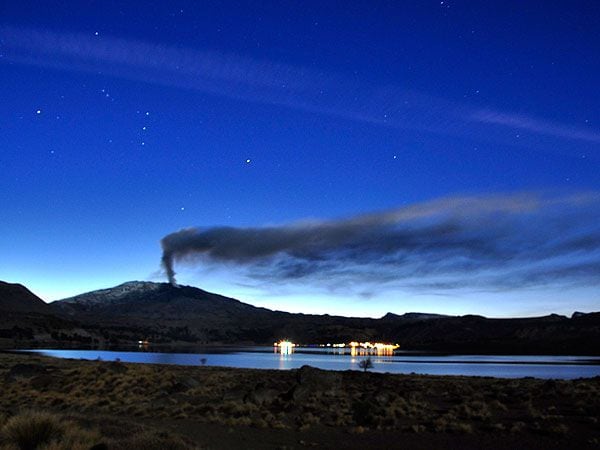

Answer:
[0,281,93,346]
[50,281,383,345]
[0,281,49,313]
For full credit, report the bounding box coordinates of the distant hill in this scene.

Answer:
[1,279,599,354]
[381,312,451,322]
[0,281,48,313]
[0,281,93,346]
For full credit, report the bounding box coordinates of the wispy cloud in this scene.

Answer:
[471,110,600,144]
[2,25,599,146]
[161,191,600,294]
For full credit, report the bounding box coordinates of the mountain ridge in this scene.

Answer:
[0,281,50,313]
[2,280,600,354]
[54,281,456,321]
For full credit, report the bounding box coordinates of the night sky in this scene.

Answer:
[1,1,599,317]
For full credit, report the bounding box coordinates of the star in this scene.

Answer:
[246,159,251,164]
[36,109,42,114]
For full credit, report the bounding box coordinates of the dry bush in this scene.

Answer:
[456,400,492,420]
[544,423,569,436]
[0,411,102,450]
[1,411,65,450]
[109,430,191,450]
[410,424,426,433]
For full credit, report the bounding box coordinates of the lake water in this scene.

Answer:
[22,347,600,379]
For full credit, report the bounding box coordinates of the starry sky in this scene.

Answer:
[1,1,599,318]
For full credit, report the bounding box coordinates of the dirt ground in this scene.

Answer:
[0,351,598,449]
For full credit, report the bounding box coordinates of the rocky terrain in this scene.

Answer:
[1,351,599,449]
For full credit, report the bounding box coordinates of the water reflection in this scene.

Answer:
[20,348,600,380]
[348,346,396,357]
[278,352,294,370]
[320,341,399,357]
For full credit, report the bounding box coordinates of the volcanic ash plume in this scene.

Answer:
[159,192,600,290]
[160,226,220,286]
[161,251,177,286]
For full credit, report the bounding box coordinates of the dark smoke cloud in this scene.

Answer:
[160,192,600,292]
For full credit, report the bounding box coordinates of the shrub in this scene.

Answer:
[0,411,102,450]
[1,411,65,450]
[110,430,190,450]
[358,357,374,372]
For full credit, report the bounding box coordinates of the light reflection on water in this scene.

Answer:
[20,347,600,379]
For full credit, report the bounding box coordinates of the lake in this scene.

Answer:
[21,347,600,379]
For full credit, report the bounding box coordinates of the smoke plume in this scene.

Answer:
[160,192,600,291]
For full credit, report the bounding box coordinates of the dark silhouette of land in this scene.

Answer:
[1,280,599,355]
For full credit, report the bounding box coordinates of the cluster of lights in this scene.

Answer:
[273,340,296,354]
[319,341,399,350]
[349,341,399,351]
[274,340,399,355]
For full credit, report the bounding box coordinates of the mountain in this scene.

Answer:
[0,281,93,346]
[50,281,385,345]
[0,281,49,313]
[379,312,600,355]
[381,312,451,322]
[54,281,274,319]
[48,281,600,354]
[2,279,599,354]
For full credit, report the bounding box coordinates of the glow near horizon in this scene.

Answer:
[1,4,599,318]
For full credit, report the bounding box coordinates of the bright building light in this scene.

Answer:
[274,340,296,354]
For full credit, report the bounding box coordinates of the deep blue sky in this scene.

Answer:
[1,1,599,317]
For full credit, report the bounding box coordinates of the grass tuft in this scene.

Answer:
[110,430,190,450]
[0,411,104,450]
[1,411,65,450]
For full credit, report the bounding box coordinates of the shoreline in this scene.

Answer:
[4,335,600,357]
[12,348,600,374]
[5,345,600,360]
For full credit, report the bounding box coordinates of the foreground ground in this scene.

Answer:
[0,352,599,449]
